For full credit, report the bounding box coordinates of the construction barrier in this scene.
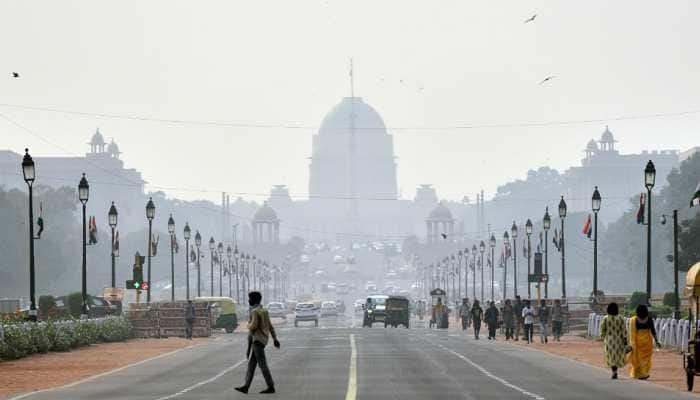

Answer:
[125,301,211,338]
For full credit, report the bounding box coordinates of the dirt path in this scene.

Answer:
[0,337,201,399]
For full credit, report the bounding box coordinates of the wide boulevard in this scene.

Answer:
[10,317,694,400]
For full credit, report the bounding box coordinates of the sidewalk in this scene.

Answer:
[0,337,201,399]
[507,334,699,394]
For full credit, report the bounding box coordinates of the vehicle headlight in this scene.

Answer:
[367,310,373,314]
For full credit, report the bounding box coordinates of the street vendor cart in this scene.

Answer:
[684,262,700,391]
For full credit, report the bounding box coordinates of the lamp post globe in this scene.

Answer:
[644,160,656,190]
[195,231,202,247]
[108,202,118,227]
[167,214,175,234]
[525,219,533,236]
[479,241,485,254]
[183,223,191,240]
[511,221,518,239]
[592,186,601,213]
[79,174,89,203]
[227,245,232,259]
[489,234,496,248]
[146,197,155,220]
[209,237,215,251]
[22,148,35,183]
[543,207,551,231]
[558,196,567,219]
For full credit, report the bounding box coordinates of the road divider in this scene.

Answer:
[345,334,357,400]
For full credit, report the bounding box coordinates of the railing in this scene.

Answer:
[587,313,699,352]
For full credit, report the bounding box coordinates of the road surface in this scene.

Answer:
[11,316,696,400]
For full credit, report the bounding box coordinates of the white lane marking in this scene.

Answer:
[9,342,203,400]
[431,340,546,400]
[154,358,247,400]
[345,334,357,400]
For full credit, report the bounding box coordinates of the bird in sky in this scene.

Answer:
[539,76,556,85]
[12,72,20,78]
[441,233,447,240]
[524,14,537,24]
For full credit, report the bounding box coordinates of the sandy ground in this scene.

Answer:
[0,337,201,400]
[506,333,699,394]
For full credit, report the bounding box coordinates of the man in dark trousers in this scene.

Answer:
[513,296,524,341]
[184,300,196,340]
[484,301,500,340]
[236,291,280,394]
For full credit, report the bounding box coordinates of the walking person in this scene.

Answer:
[522,300,534,344]
[513,295,523,341]
[502,299,515,340]
[538,299,550,344]
[551,299,563,341]
[485,301,499,340]
[600,302,627,379]
[459,298,471,331]
[470,300,483,340]
[628,304,661,380]
[235,291,281,394]
[184,300,196,340]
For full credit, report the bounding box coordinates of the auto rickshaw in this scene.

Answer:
[684,262,700,391]
[194,296,239,333]
[385,296,410,328]
[430,288,449,329]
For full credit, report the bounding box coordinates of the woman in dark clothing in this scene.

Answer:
[470,300,484,340]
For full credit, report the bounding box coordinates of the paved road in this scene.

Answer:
[12,316,697,400]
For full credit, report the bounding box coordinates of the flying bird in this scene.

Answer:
[539,76,556,85]
[441,233,447,240]
[12,72,20,78]
[524,14,537,24]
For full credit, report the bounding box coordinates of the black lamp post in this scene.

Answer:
[526,219,533,299]
[543,207,551,299]
[558,196,567,299]
[592,186,602,299]
[217,242,224,296]
[22,149,37,321]
[234,246,240,303]
[471,244,477,299]
[450,254,456,304]
[457,250,463,300]
[479,240,485,302]
[209,237,215,296]
[489,234,496,302]
[503,231,509,300]
[195,230,202,297]
[245,254,251,294]
[227,245,233,298]
[183,223,191,300]
[146,197,155,302]
[168,214,175,302]
[511,222,518,298]
[78,174,90,317]
[108,202,118,289]
[644,160,656,303]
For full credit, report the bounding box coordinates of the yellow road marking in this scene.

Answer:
[345,334,357,400]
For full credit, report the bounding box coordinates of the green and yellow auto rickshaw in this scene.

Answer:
[385,296,410,328]
[195,296,239,333]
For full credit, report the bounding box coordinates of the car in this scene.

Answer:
[321,301,338,317]
[333,255,345,264]
[266,302,287,319]
[294,302,319,327]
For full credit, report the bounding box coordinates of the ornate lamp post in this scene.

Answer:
[450,254,456,304]
[526,219,533,299]
[145,197,155,302]
[543,207,551,299]
[234,246,240,303]
[511,222,518,297]
[558,196,567,299]
[167,214,175,302]
[471,244,477,299]
[592,186,602,299]
[644,160,656,303]
[503,231,510,300]
[479,240,485,302]
[457,250,463,300]
[217,242,224,296]
[209,237,215,296]
[22,149,38,321]
[245,254,251,294]
[78,174,90,317]
[195,230,202,297]
[183,223,191,300]
[226,245,233,298]
[489,234,496,302]
[108,202,118,288]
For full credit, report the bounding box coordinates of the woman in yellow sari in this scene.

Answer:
[628,304,661,380]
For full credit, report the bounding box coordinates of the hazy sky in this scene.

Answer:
[2,1,699,204]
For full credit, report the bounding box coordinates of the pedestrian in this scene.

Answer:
[433,297,447,329]
[522,300,534,344]
[235,291,280,394]
[513,295,523,341]
[628,304,661,380]
[184,300,196,340]
[470,300,483,340]
[538,299,549,344]
[551,299,563,341]
[459,298,471,331]
[600,302,627,379]
[485,301,499,340]
[502,299,515,340]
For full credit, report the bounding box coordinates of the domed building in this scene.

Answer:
[252,202,280,244]
[426,202,455,243]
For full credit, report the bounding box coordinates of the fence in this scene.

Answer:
[587,313,700,353]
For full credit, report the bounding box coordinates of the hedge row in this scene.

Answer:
[0,316,133,361]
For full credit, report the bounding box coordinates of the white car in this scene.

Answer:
[321,301,338,317]
[294,303,319,327]
[266,302,287,319]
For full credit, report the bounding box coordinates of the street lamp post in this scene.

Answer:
[489,234,496,302]
[146,197,155,302]
[592,186,602,299]
[457,251,463,300]
[479,241,485,302]
[209,237,215,296]
[234,247,240,303]
[526,219,533,299]
[503,231,510,300]
[558,197,567,299]
[543,207,551,299]
[183,223,191,300]
[450,255,456,304]
[511,222,518,298]
[472,244,477,299]
[78,174,89,317]
[227,245,233,298]
[644,160,656,303]
[22,149,37,321]
[167,214,175,302]
[108,202,118,288]
[217,242,224,296]
[195,231,202,297]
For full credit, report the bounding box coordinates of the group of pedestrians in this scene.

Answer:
[457,295,564,343]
